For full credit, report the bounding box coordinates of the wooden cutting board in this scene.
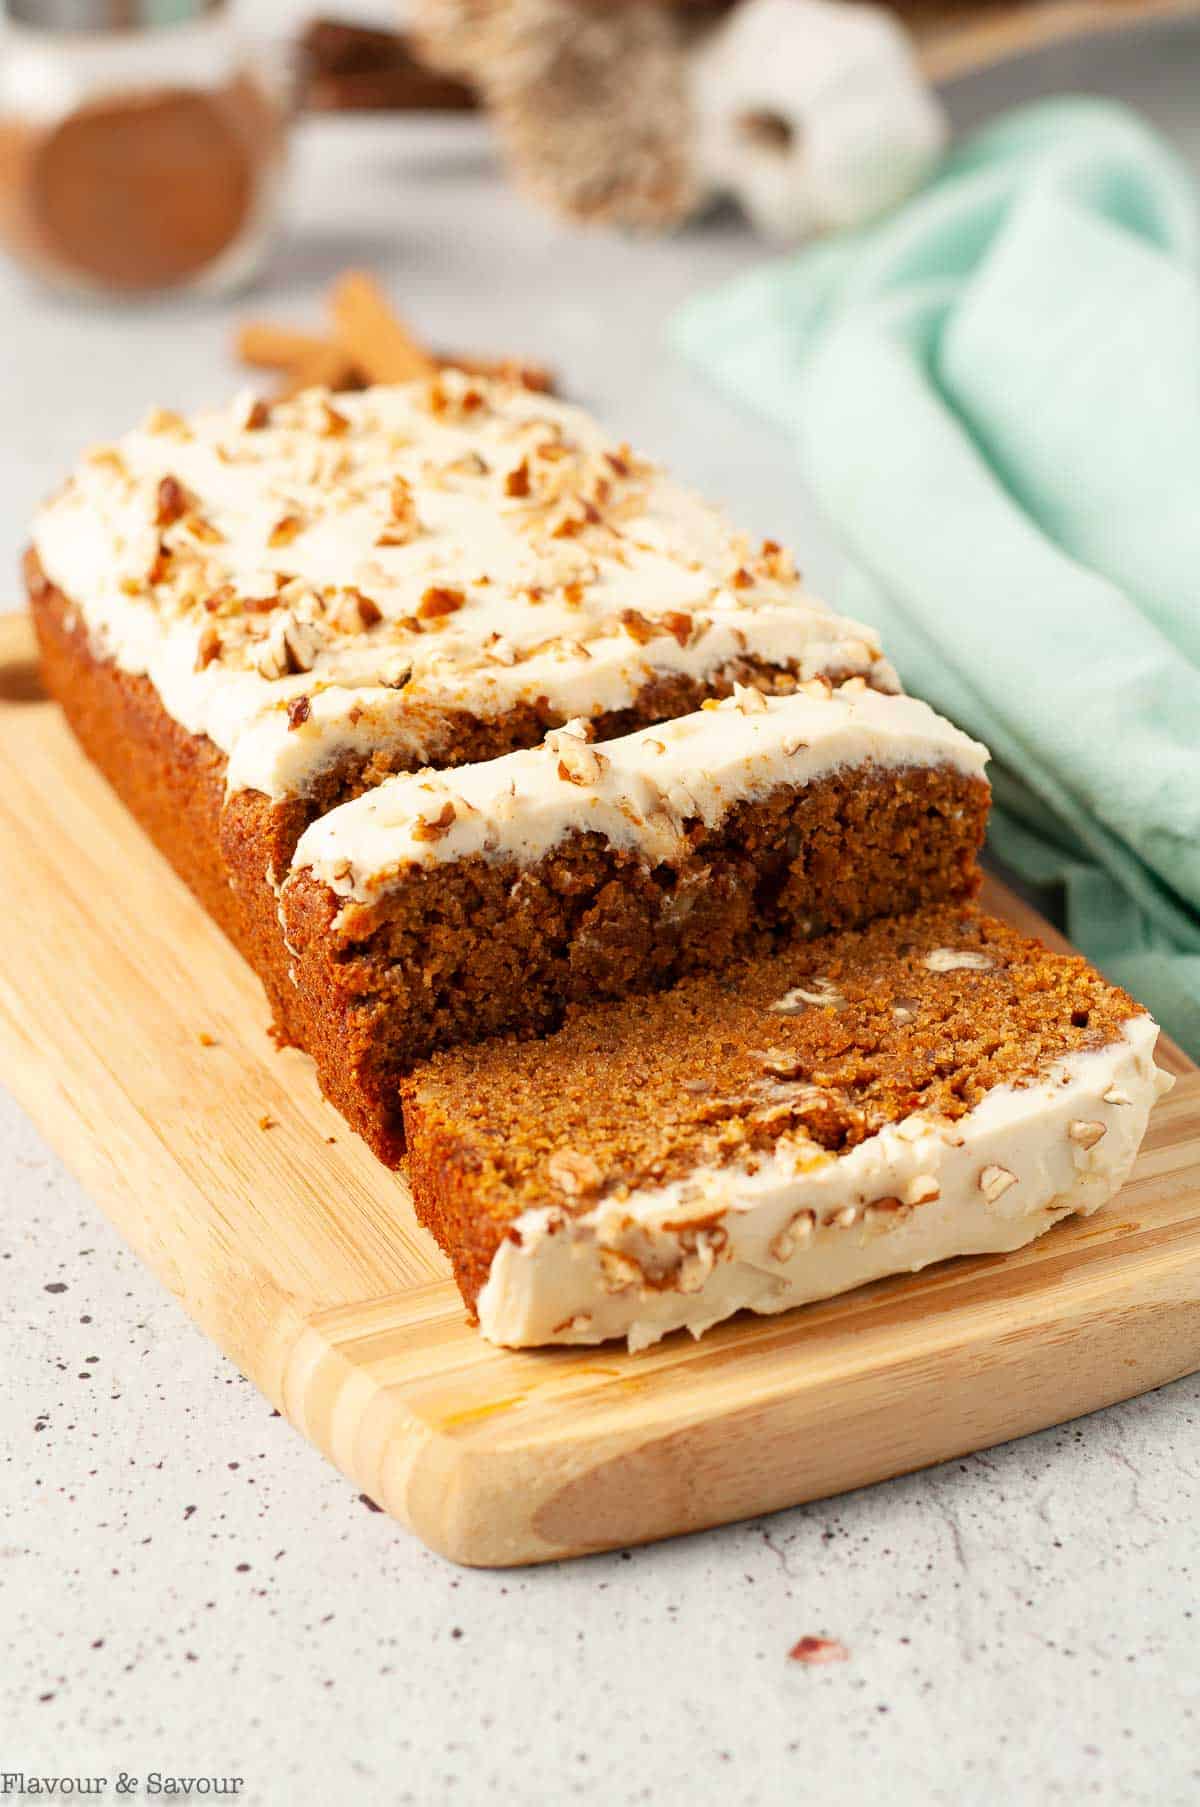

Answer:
[2,609,1197,1567]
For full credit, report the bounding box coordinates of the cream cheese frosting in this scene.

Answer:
[31,372,898,801]
[475,1014,1172,1351]
[289,682,988,902]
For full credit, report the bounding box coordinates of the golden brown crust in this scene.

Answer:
[400,903,1144,1310]
[29,549,248,953]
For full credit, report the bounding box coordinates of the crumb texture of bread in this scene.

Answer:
[282,761,988,1150]
[400,903,1166,1337]
[277,685,987,1153]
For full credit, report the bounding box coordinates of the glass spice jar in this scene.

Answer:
[0,0,289,298]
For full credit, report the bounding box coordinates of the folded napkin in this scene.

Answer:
[673,97,1200,1058]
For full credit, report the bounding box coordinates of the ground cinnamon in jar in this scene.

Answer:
[29,79,271,291]
[0,4,286,297]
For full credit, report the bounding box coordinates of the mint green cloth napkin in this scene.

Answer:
[673,97,1200,1057]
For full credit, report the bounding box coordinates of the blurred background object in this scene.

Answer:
[2,1,1195,300]
[300,13,475,111]
[410,0,946,236]
[412,0,709,231]
[689,0,946,238]
[298,1,1199,241]
[905,0,1200,81]
[0,0,288,297]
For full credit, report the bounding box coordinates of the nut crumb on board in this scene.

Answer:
[789,1636,849,1665]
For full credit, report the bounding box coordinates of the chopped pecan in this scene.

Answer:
[619,607,660,645]
[268,513,305,549]
[319,399,350,437]
[332,588,382,632]
[661,611,693,648]
[194,624,221,670]
[732,681,768,715]
[155,475,187,527]
[758,538,797,582]
[411,800,457,842]
[419,585,465,619]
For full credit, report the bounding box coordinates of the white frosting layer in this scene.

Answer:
[31,374,897,801]
[289,685,987,900]
[476,1015,1172,1351]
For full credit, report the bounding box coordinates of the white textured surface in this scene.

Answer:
[4,17,1200,1804]
[5,1084,1200,1807]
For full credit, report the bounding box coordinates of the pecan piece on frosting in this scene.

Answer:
[330,587,382,633]
[194,624,221,670]
[155,474,188,527]
[255,611,323,680]
[618,607,660,646]
[598,1248,642,1292]
[769,1208,815,1263]
[758,538,798,583]
[268,513,306,549]
[418,585,465,620]
[411,799,457,842]
[505,458,531,498]
[547,720,608,787]
[731,681,768,715]
[979,1164,1016,1203]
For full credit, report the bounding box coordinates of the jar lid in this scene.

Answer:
[4,0,223,27]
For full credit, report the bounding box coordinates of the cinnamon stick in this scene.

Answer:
[276,342,362,399]
[235,272,557,400]
[329,270,438,384]
[236,322,344,372]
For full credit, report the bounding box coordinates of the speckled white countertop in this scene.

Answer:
[3,17,1200,1805]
